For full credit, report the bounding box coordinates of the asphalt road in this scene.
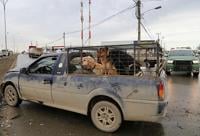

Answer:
[0,55,200,136]
[0,55,18,82]
[15,54,36,69]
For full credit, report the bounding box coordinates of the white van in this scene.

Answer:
[0,51,3,57]
[1,49,9,56]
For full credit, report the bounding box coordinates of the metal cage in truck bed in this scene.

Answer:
[66,40,164,77]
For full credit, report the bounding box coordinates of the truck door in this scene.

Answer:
[19,55,58,103]
[52,54,92,112]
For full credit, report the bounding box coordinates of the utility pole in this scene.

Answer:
[80,0,84,61]
[80,1,84,48]
[35,41,38,47]
[137,0,141,43]
[88,0,91,46]
[13,35,15,53]
[45,44,47,52]
[136,0,141,61]
[156,33,161,43]
[63,32,66,50]
[1,0,9,50]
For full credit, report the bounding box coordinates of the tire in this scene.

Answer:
[4,85,22,107]
[166,71,170,75]
[193,72,199,77]
[186,72,191,76]
[91,101,122,132]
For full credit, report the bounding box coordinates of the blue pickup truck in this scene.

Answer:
[0,43,168,132]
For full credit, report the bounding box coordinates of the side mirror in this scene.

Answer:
[20,68,28,74]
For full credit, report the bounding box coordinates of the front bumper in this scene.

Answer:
[166,63,199,72]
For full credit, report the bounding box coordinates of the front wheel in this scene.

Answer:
[166,71,171,75]
[4,85,22,107]
[91,101,122,132]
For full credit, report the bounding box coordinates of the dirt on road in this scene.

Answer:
[0,55,18,83]
[0,55,18,136]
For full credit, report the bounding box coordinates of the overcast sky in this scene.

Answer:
[0,0,200,51]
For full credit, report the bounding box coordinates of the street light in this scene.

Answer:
[135,0,161,62]
[0,0,9,50]
[142,6,162,16]
[136,1,162,42]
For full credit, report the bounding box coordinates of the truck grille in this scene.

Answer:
[173,61,192,71]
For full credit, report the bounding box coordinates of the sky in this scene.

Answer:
[0,0,200,52]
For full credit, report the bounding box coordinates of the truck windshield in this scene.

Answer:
[169,50,194,56]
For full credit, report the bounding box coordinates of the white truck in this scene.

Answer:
[29,46,43,58]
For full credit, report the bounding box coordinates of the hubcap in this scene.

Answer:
[5,87,17,105]
[96,106,116,127]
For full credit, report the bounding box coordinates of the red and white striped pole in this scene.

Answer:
[81,1,84,47]
[88,0,91,46]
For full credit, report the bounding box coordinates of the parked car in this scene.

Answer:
[165,49,199,76]
[1,49,9,56]
[0,51,3,58]
[0,43,168,132]
[8,50,13,56]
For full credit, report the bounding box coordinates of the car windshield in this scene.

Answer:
[169,50,194,56]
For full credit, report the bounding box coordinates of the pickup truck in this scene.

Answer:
[165,49,199,76]
[0,43,168,132]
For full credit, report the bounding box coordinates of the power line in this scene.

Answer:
[132,0,161,4]
[131,0,137,4]
[39,37,63,46]
[142,0,163,2]
[142,18,156,39]
[43,4,137,46]
[90,5,136,29]
[140,21,153,39]
[66,4,136,34]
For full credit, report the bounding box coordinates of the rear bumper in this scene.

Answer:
[123,99,168,122]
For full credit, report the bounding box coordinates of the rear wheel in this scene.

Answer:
[193,72,199,77]
[91,101,122,132]
[186,72,191,76]
[4,85,22,107]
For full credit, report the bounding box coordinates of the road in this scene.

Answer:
[0,55,17,82]
[14,54,36,70]
[0,55,200,136]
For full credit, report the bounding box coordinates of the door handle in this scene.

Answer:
[43,79,52,84]
[64,82,67,86]
[77,83,83,89]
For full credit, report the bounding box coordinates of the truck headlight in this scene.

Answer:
[167,60,173,64]
[193,60,199,64]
